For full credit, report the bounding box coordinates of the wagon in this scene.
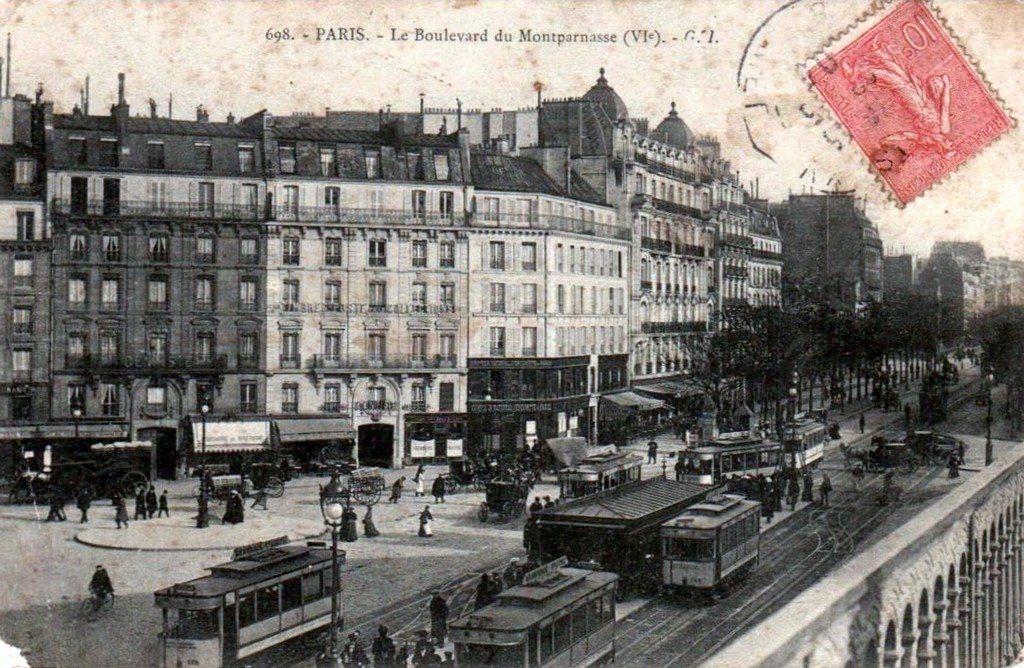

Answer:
[847,437,918,474]
[477,479,527,523]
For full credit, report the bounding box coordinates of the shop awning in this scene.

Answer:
[192,420,270,454]
[275,418,355,443]
[91,441,153,451]
[634,380,703,399]
[545,437,616,467]
[601,391,665,411]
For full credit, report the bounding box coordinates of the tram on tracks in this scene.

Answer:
[154,536,342,668]
[781,419,827,469]
[449,556,618,667]
[557,451,644,500]
[676,437,782,485]
[661,494,761,596]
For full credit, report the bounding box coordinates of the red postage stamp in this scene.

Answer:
[807,0,1013,206]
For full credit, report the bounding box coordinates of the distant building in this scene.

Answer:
[883,254,919,296]
[776,192,884,311]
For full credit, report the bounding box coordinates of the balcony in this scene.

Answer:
[13,275,33,289]
[270,205,465,226]
[641,321,708,334]
[651,198,708,220]
[722,298,748,309]
[640,280,653,291]
[633,153,699,185]
[310,354,459,371]
[521,348,537,357]
[723,266,750,279]
[641,236,674,254]
[679,243,706,258]
[65,354,229,373]
[52,198,263,221]
[279,355,302,370]
[750,247,783,261]
[409,401,427,412]
[321,402,347,414]
[237,356,260,370]
[473,213,630,242]
[722,233,755,248]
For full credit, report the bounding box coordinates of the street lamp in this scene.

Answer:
[72,407,82,442]
[196,403,210,528]
[792,371,800,414]
[985,373,995,466]
[787,386,798,469]
[319,470,348,667]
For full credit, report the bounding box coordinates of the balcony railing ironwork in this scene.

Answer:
[651,198,707,220]
[64,354,229,372]
[749,248,783,261]
[52,198,264,221]
[279,355,302,369]
[722,233,755,248]
[310,354,459,370]
[633,153,700,185]
[270,205,464,226]
[641,321,708,334]
[640,280,653,291]
[641,236,674,254]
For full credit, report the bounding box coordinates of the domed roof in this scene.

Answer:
[582,67,629,121]
[653,102,694,148]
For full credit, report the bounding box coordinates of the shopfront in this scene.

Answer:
[0,422,129,475]
[404,413,467,463]
[188,418,272,474]
[273,417,356,467]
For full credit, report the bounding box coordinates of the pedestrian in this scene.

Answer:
[859,413,866,434]
[528,496,543,515]
[158,490,169,517]
[222,490,244,524]
[763,480,775,524]
[115,495,129,529]
[429,591,449,646]
[431,475,446,504]
[419,505,433,537]
[413,630,434,665]
[250,488,269,510]
[543,495,554,509]
[957,442,965,466]
[77,488,91,523]
[475,573,492,609]
[342,503,359,542]
[396,643,410,668]
[503,559,520,588]
[647,439,658,465]
[371,625,395,667]
[413,465,426,497]
[389,476,405,503]
[46,488,66,522]
[145,484,158,519]
[820,473,833,508]
[786,476,800,511]
[674,458,684,481]
[442,651,454,665]
[134,488,147,520]
[948,454,960,479]
[802,470,814,503]
[362,505,380,538]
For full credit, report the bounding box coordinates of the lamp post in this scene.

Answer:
[72,407,82,442]
[196,403,209,529]
[985,373,994,466]
[792,371,800,414]
[787,386,798,469]
[319,470,348,667]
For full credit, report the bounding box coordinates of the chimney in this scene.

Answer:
[196,105,208,122]
[227,111,235,124]
[148,97,157,118]
[117,73,125,105]
[84,75,89,114]
[535,82,544,148]
[167,93,172,119]
[111,72,129,131]
[456,98,462,131]
[5,34,10,98]
[0,58,4,101]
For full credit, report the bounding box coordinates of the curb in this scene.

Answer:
[73,528,328,553]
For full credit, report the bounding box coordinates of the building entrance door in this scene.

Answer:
[358,424,395,468]
[139,427,178,479]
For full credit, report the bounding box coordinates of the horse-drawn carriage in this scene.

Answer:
[477,479,528,523]
[191,462,287,504]
[845,435,919,474]
[9,443,152,503]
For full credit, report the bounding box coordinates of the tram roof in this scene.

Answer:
[663,495,760,530]
[154,545,336,600]
[536,477,715,527]
[560,452,643,474]
[450,568,617,633]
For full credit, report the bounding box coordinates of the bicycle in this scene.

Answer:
[80,589,115,621]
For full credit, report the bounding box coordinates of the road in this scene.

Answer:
[615,373,999,667]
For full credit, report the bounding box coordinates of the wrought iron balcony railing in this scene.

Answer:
[641,321,708,334]
[651,198,708,220]
[310,354,460,371]
[64,354,229,372]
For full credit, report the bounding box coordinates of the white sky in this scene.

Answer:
[4,0,1022,259]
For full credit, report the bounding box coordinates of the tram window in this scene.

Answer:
[745,452,757,470]
[571,604,588,642]
[256,585,280,620]
[281,577,302,612]
[177,609,219,640]
[458,642,523,665]
[666,537,714,560]
[238,591,256,627]
[721,455,732,473]
[587,597,602,632]
[540,624,555,662]
[552,615,571,655]
[601,591,614,625]
[302,572,322,603]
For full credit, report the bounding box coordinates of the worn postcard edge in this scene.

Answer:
[799,0,1017,209]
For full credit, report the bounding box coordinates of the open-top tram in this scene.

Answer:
[449,557,618,667]
[154,536,343,668]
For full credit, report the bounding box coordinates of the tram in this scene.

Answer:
[781,419,827,469]
[154,536,342,668]
[449,557,618,667]
[661,494,761,594]
[557,451,644,500]
[676,438,782,485]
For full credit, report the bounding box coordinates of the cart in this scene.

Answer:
[248,463,286,498]
[849,437,918,474]
[477,479,527,523]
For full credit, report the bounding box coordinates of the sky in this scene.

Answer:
[4,0,1023,259]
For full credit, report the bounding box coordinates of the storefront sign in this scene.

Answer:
[193,420,270,449]
[405,413,467,425]
[446,438,464,457]
[410,439,436,458]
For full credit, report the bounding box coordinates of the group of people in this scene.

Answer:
[726,468,829,521]
[133,485,169,521]
[474,560,525,610]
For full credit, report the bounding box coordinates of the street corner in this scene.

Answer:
[73,514,326,552]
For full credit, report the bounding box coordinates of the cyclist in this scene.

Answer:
[88,565,114,610]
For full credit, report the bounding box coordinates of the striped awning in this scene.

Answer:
[601,391,665,411]
[192,420,270,454]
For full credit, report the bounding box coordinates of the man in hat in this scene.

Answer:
[503,559,520,589]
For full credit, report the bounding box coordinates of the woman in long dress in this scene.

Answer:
[418,505,433,537]
[363,505,381,538]
[413,465,425,497]
[341,503,359,542]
